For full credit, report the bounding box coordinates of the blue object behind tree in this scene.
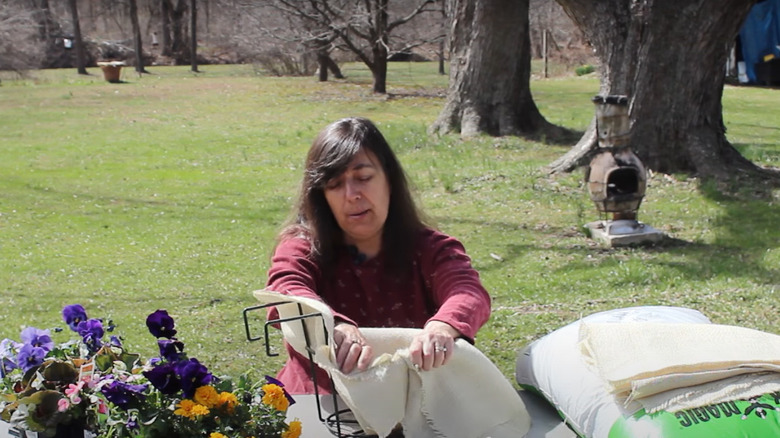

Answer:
[739,0,780,83]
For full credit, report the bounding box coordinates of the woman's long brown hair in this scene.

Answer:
[280,117,426,275]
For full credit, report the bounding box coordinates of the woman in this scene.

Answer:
[266,117,491,394]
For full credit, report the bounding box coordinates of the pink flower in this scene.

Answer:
[65,381,84,404]
[65,381,84,395]
[97,399,108,414]
[57,398,70,412]
[81,374,99,388]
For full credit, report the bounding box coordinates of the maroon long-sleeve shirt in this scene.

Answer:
[264,227,491,394]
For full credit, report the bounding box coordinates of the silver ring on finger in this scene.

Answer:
[434,344,444,353]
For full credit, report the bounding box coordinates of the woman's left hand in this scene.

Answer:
[409,321,459,371]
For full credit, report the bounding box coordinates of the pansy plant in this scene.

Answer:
[1,305,301,438]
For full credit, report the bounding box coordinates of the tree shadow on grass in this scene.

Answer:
[386,90,447,99]
[523,124,584,147]
[438,211,778,292]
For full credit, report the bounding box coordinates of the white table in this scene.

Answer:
[285,390,576,437]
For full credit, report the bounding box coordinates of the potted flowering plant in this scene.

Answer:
[0,305,301,438]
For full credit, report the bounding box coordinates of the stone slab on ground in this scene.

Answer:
[584,220,665,247]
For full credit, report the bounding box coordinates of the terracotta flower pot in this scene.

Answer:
[97,61,126,83]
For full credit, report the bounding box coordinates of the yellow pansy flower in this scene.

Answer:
[194,385,220,408]
[282,420,302,438]
[218,391,239,413]
[173,399,210,419]
[261,383,290,411]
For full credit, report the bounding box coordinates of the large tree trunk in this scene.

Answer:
[430,0,564,137]
[67,0,87,74]
[371,46,389,93]
[549,0,774,181]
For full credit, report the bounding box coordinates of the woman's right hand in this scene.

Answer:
[333,322,373,374]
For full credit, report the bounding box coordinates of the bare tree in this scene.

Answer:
[161,0,172,56]
[436,0,449,75]
[129,0,148,73]
[160,0,189,62]
[231,4,327,77]
[430,0,567,138]
[548,0,777,182]
[35,0,59,44]
[270,0,442,93]
[190,0,198,71]
[67,0,88,74]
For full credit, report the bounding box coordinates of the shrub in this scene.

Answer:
[575,64,595,76]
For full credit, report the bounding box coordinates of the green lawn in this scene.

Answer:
[0,63,777,384]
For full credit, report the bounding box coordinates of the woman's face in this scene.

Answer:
[323,148,390,256]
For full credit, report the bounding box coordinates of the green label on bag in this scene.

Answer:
[609,392,780,438]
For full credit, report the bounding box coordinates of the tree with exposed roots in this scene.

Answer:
[548,0,779,182]
[429,0,568,138]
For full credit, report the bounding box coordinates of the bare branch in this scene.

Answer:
[388,0,438,32]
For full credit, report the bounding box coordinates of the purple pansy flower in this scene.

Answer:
[157,339,184,362]
[176,358,212,398]
[77,319,104,353]
[0,339,20,374]
[142,362,181,395]
[109,335,122,348]
[77,319,105,339]
[20,327,54,352]
[125,418,139,431]
[62,304,88,332]
[100,380,148,410]
[17,344,47,373]
[265,375,296,406]
[145,310,177,339]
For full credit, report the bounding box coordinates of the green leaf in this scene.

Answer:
[17,389,64,431]
[94,353,114,372]
[40,361,79,384]
[119,352,141,371]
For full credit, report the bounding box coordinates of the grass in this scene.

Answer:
[0,62,777,386]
